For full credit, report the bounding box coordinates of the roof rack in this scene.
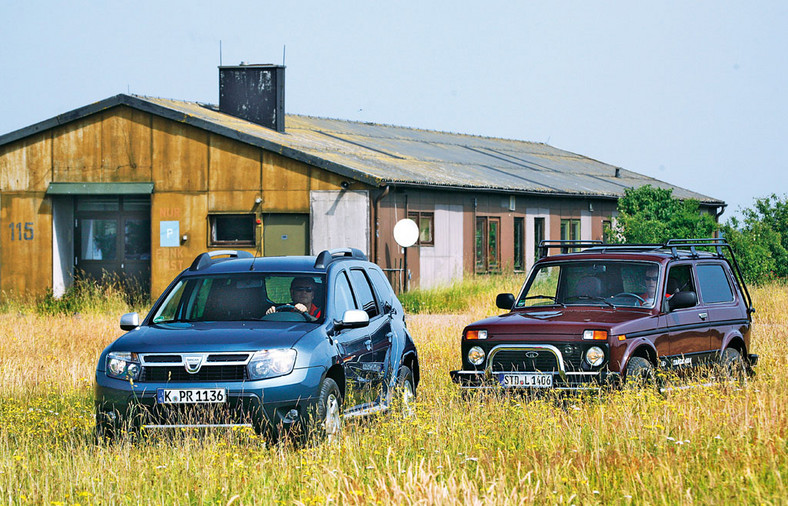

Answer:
[314,248,368,269]
[189,250,253,271]
[537,238,753,315]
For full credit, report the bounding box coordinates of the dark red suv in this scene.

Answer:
[450,239,757,391]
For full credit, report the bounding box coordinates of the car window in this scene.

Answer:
[665,264,697,305]
[366,268,394,308]
[696,264,734,304]
[349,269,380,319]
[333,271,358,317]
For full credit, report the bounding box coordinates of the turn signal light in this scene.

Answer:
[583,330,608,340]
[466,330,488,340]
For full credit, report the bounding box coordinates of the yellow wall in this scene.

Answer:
[0,105,368,298]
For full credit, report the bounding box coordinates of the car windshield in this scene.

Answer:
[516,261,661,308]
[151,273,326,323]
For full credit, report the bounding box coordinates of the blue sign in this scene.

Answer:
[160,221,180,247]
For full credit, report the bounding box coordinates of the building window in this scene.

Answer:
[560,219,581,252]
[533,217,545,260]
[407,212,434,245]
[209,214,256,247]
[514,217,525,271]
[475,216,501,272]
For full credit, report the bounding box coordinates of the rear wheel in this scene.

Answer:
[720,347,747,384]
[392,366,416,417]
[624,356,656,389]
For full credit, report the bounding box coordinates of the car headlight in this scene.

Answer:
[247,349,297,380]
[468,346,485,366]
[106,352,141,380]
[585,346,605,367]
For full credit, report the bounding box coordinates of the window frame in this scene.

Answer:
[407,211,435,246]
[475,215,501,273]
[208,213,257,248]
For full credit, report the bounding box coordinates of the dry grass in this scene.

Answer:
[0,281,787,504]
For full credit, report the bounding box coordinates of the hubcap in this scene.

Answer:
[401,379,415,417]
[324,393,341,442]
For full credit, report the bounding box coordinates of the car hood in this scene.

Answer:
[110,321,317,353]
[467,307,655,337]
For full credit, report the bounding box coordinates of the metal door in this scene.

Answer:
[74,196,150,295]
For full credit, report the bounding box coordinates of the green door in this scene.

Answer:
[263,214,309,256]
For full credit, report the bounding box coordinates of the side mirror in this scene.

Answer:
[496,293,515,310]
[668,291,697,311]
[336,309,370,330]
[120,312,140,331]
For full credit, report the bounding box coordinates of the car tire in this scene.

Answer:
[720,347,747,384]
[312,377,343,443]
[624,356,656,388]
[392,366,416,417]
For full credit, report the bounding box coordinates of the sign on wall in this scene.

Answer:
[160,221,180,247]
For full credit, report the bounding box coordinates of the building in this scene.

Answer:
[0,65,724,298]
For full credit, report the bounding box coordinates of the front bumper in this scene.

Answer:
[451,343,620,391]
[94,365,325,434]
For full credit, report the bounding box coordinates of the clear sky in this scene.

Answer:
[1,1,785,221]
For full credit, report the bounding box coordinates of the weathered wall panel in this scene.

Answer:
[208,191,260,213]
[0,193,52,295]
[52,116,102,182]
[419,204,463,288]
[209,135,261,191]
[150,193,210,298]
[310,191,370,255]
[262,153,309,191]
[261,190,310,212]
[99,107,153,181]
[151,118,208,192]
[0,133,51,192]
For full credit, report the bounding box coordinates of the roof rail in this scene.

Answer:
[189,250,253,271]
[314,248,368,269]
[537,240,604,259]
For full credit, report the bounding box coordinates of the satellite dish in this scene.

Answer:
[393,218,419,248]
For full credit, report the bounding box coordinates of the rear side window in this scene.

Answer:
[366,268,394,308]
[696,264,734,303]
[349,269,380,319]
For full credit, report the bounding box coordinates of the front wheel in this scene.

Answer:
[312,377,342,443]
[624,356,656,389]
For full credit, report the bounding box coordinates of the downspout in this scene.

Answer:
[715,204,727,238]
[373,185,390,265]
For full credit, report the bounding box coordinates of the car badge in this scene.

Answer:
[525,351,539,359]
[183,355,203,374]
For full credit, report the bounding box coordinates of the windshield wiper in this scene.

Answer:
[521,295,566,308]
[565,295,616,308]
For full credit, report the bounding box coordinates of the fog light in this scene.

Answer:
[468,346,485,366]
[585,346,605,367]
[284,409,299,423]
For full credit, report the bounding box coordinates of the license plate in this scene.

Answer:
[499,373,553,388]
[156,388,227,404]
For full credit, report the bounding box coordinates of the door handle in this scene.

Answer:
[364,339,373,351]
[698,312,708,320]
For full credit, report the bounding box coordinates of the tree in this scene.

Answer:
[612,185,718,244]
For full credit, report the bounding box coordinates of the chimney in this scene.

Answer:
[219,64,285,132]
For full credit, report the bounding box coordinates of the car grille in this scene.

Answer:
[472,343,592,372]
[141,365,248,382]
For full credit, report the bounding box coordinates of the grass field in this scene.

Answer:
[1,278,786,504]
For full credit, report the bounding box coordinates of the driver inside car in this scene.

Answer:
[637,265,660,306]
[266,277,323,319]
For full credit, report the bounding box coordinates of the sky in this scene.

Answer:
[1,1,786,221]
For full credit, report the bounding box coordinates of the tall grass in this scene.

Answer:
[0,281,786,504]
[399,272,524,314]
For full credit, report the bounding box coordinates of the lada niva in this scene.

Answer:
[95,248,419,441]
[450,239,757,391]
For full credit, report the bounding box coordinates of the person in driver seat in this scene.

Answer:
[637,265,660,306]
[266,277,322,319]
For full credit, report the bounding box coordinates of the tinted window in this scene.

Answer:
[697,264,734,303]
[333,271,358,317]
[367,268,394,308]
[665,264,697,306]
[350,269,379,318]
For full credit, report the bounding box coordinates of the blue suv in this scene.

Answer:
[94,249,419,441]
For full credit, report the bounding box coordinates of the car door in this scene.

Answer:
[330,269,379,409]
[664,263,711,368]
[347,268,393,405]
[695,262,738,356]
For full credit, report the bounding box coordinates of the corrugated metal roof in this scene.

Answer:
[0,94,723,205]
